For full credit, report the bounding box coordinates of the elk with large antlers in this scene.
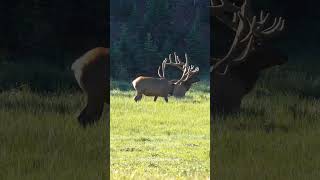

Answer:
[132,52,200,102]
[210,0,288,113]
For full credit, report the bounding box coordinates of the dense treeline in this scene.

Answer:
[110,0,210,80]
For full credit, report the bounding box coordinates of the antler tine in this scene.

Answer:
[159,58,169,78]
[158,58,165,78]
[250,10,285,39]
[175,65,191,84]
[213,12,252,70]
[258,11,270,25]
[184,53,189,69]
[157,65,162,78]
[174,53,200,84]
[210,0,240,14]
[168,53,173,63]
[174,52,179,64]
[210,0,241,31]
[182,65,200,82]
[262,17,285,35]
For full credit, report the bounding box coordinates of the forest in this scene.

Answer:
[110,0,210,80]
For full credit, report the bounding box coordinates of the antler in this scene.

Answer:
[174,53,199,85]
[158,53,199,83]
[212,11,254,74]
[210,0,241,31]
[158,52,185,78]
[251,11,285,40]
[210,0,286,74]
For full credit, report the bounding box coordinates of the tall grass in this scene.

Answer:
[213,63,320,180]
[0,88,107,180]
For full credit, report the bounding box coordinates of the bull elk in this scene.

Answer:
[71,47,109,127]
[210,0,288,113]
[132,52,200,102]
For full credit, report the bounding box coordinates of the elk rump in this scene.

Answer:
[71,47,109,127]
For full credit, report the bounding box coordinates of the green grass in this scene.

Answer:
[0,87,107,180]
[110,81,210,179]
[213,66,320,180]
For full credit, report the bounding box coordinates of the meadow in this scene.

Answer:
[0,86,107,180]
[110,81,210,179]
[213,61,320,180]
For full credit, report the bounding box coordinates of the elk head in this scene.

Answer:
[71,47,109,127]
[210,0,288,113]
[132,52,199,102]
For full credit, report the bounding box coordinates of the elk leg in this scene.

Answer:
[164,96,168,103]
[154,96,158,102]
[78,93,104,127]
[134,93,142,102]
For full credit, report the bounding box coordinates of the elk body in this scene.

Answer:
[71,47,109,127]
[210,0,288,113]
[132,53,200,102]
[132,77,174,102]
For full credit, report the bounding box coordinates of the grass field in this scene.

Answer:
[110,81,210,179]
[213,65,320,180]
[0,87,107,180]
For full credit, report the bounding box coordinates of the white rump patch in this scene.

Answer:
[132,78,138,89]
[71,55,86,90]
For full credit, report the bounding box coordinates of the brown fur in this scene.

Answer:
[71,47,109,127]
[132,76,174,102]
[210,0,287,114]
[212,46,288,113]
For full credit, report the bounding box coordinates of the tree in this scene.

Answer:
[142,33,160,75]
[185,8,208,70]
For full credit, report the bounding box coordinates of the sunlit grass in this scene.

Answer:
[110,81,210,179]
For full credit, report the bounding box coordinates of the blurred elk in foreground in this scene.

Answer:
[71,47,109,127]
[210,0,288,113]
[132,52,200,102]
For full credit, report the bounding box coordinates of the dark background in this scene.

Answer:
[0,0,319,90]
[110,0,210,81]
[0,0,109,91]
[211,0,320,61]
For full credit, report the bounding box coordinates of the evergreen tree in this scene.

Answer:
[185,8,208,70]
[115,23,131,79]
[143,33,160,75]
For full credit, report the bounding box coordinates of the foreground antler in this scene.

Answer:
[210,0,288,113]
[132,52,200,102]
[211,0,285,74]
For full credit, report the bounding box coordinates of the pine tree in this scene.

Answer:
[143,33,160,75]
[185,8,208,70]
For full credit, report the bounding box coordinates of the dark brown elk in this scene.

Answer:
[132,53,200,102]
[71,47,109,127]
[210,0,288,113]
